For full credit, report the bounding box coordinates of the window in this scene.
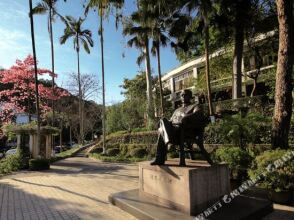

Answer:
[174,71,193,92]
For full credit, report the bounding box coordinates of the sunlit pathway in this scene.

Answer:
[0,157,138,220]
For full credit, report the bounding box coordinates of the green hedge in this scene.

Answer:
[0,149,28,175]
[90,131,157,157]
[89,153,148,163]
[29,159,50,171]
[93,131,157,148]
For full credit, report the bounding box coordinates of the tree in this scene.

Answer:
[60,16,93,144]
[135,0,173,117]
[123,9,155,128]
[67,72,100,142]
[172,0,214,115]
[29,0,41,153]
[215,0,275,99]
[84,0,124,153]
[0,55,68,123]
[271,0,293,149]
[32,0,64,125]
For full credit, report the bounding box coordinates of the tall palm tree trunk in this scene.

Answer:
[49,8,55,148]
[29,0,41,154]
[76,36,83,144]
[100,12,106,154]
[144,37,154,128]
[49,8,55,125]
[156,44,164,117]
[204,23,213,116]
[272,0,293,149]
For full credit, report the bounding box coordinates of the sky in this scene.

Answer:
[0,0,180,105]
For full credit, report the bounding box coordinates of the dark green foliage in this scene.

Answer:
[213,146,253,181]
[94,131,158,148]
[106,148,120,156]
[89,153,148,163]
[167,150,179,159]
[204,112,271,147]
[0,154,23,175]
[129,148,147,158]
[248,149,294,192]
[0,148,30,175]
[90,131,158,160]
[29,159,50,171]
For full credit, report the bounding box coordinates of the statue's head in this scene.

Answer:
[181,89,193,105]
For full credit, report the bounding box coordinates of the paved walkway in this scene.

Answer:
[0,157,138,220]
[0,156,293,220]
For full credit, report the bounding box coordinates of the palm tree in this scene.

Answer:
[123,12,155,128]
[32,0,63,125]
[84,0,124,154]
[60,16,93,144]
[183,0,213,115]
[137,0,170,117]
[29,0,41,154]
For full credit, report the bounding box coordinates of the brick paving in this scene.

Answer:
[0,157,138,220]
[0,156,293,220]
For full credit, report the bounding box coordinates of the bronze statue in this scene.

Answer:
[151,89,213,166]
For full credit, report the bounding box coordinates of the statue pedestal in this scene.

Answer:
[139,160,230,215]
[110,159,273,219]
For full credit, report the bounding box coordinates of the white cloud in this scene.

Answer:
[0,27,31,68]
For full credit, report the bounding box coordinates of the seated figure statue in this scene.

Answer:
[151,89,213,166]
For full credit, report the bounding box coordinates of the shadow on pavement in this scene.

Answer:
[0,181,102,220]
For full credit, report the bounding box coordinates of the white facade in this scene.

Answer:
[161,31,276,104]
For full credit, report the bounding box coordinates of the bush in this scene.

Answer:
[0,154,22,174]
[129,148,147,158]
[248,149,294,192]
[29,159,50,171]
[106,148,120,156]
[213,147,253,180]
[204,112,271,147]
[167,146,179,159]
[92,147,103,154]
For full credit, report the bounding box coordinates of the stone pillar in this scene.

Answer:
[193,67,198,79]
[45,135,52,159]
[16,134,21,149]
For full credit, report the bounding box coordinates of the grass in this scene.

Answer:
[50,146,82,163]
[89,153,150,163]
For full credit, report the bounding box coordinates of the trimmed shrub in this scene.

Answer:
[29,159,50,171]
[213,147,253,180]
[248,149,294,192]
[106,148,120,156]
[129,148,147,158]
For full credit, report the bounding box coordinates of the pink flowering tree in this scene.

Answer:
[0,55,69,123]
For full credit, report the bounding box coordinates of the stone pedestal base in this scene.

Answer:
[139,160,230,215]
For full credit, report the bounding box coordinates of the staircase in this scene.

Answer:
[74,143,95,157]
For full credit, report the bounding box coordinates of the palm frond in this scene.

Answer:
[32,2,49,15]
[80,38,91,54]
[136,53,145,67]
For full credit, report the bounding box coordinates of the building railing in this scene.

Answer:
[199,95,271,114]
